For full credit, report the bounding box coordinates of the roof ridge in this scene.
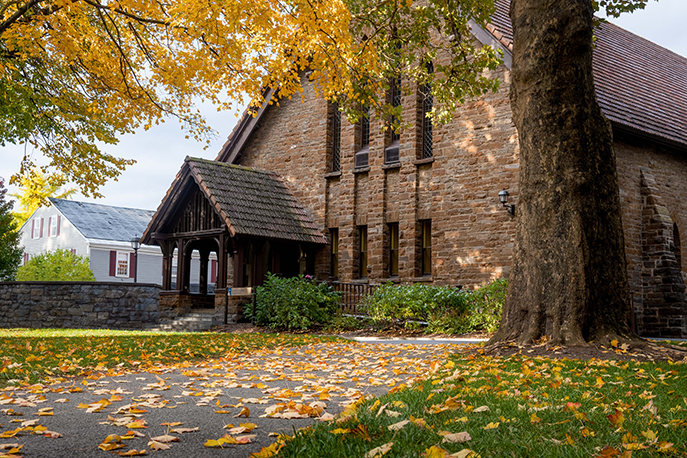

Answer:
[186,156,279,176]
[50,197,155,214]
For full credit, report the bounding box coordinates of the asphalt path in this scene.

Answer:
[0,339,476,457]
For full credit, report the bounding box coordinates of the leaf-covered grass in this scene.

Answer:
[0,328,342,386]
[275,352,687,457]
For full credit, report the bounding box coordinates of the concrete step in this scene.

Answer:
[148,310,221,332]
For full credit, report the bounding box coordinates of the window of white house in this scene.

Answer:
[116,252,129,277]
[49,216,58,237]
[32,219,41,239]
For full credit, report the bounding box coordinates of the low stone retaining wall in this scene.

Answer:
[0,282,161,330]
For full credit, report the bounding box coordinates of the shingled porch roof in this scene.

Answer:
[142,157,327,245]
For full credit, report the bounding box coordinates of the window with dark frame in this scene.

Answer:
[420,62,434,159]
[358,225,368,278]
[388,223,399,277]
[330,228,339,279]
[355,106,370,168]
[330,103,341,172]
[385,76,402,164]
[674,223,682,270]
[360,106,370,149]
[420,220,431,276]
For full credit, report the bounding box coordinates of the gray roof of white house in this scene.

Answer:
[49,198,155,242]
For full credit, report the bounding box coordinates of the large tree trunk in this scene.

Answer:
[491,0,633,346]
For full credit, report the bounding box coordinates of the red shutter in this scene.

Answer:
[31,220,35,239]
[211,260,217,283]
[39,218,44,238]
[109,251,117,276]
[24,253,29,264]
[129,253,135,278]
[56,216,61,236]
[48,217,52,236]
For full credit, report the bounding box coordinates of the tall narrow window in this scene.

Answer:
[420,220,431,276]
[32,218,41,239]
[116,251,129,277]
[420,62,434,159]
[388,223,399,277]
[674,223,682,270]
[330,103,341,172]
[330,228,339,279]
[355,106,370,168]
[385,77,402,164]
[360,106,370,149]
[49,216,58,237]
[358,225,368,278]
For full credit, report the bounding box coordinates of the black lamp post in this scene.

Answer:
[498,189,516,217]
[130,235,140,283]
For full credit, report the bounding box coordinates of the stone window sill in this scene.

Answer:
[411,276,434,282]
[324,171,342,179]
[353,166,371,174]
[414,157,434,166]
[382,162,401,170]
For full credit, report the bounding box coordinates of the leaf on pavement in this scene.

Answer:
[148,440,171,451]
[234,407,250,418]
[150,434,178,443]
[170,427,199,434]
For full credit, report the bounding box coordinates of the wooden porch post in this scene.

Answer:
[199,249,209,295]
[159,240,174,291]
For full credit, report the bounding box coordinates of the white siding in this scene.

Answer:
[90,247,163,284]
[18,206,89,263]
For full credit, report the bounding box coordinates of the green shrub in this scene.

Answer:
[17,249,95,281]
[463,278,507,333]
[324,313,371,332]
[361,279,507,334]
[247,273,341,331]
[361,283,470,332]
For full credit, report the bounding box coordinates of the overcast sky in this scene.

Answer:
[1,0,686,212]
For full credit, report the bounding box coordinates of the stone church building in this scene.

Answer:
[142,0,687,337]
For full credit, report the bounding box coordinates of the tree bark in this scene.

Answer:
[491,0,633,345]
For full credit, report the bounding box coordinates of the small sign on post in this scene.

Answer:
[230,287,252,296]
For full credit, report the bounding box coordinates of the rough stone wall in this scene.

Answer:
[231,53,687,336]
[615,137,687,337]
[238,65,520,289]
[0,282,161,330]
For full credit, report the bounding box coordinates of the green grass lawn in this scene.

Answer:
[0,328,341,386]
[274,352,687,458]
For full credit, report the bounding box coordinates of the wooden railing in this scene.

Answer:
[330,281,377,314]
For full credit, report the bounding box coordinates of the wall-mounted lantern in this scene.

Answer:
[498,189,516,217]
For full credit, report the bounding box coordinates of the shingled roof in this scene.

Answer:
[215,1,687,163]
[488,0,687,149]
[50,198,154,242]
[142,157,327,245]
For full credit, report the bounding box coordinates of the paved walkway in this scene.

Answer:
[0,340,475,457]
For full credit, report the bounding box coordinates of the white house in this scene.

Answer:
[20,198,218,288]
[19,198,164,283]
